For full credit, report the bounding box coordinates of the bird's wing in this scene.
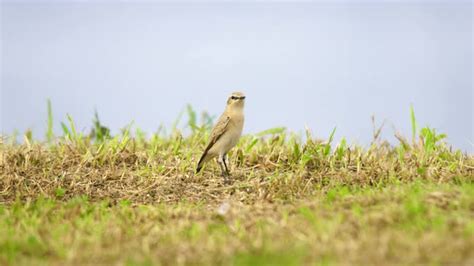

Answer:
[203,114,231,154]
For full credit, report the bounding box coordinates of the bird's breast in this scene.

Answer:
[231,115,244,133]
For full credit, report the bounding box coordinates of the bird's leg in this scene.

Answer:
[217,155,229,178]
[223,153,230,175]
[217,154,231,184]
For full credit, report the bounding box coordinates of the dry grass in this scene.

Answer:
[0,118,473,265]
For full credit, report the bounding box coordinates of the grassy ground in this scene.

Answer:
[1,109,473,265]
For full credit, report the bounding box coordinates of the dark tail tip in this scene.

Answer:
[196,153,206,174]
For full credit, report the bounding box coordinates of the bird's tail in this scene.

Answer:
[196,153,207,173]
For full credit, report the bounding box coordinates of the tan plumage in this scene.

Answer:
[196,92,245,182]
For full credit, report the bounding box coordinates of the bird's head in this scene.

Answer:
[226,92,246,109]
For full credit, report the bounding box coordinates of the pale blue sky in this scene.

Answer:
[1,1,472,151]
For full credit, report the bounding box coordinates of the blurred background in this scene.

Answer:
[1,0,472,152]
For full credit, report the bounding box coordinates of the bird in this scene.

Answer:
[196,91,246,182]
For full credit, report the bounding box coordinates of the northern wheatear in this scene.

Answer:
[196,92,245,182]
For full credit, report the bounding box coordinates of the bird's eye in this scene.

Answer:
[231,96,237,100]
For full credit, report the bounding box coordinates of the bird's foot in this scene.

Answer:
[223,177,232,185]
[222,172,232,185]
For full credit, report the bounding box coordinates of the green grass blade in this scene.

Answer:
[256,127,286,137]
[186,104,197,132]
[61,122,71,138]
[410,105,417,144]
[67,114,78,140]
[324,127,337,156]
[245,138,259,153]
[46,99,54,142]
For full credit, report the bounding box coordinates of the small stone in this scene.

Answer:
[216,202,231,216]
